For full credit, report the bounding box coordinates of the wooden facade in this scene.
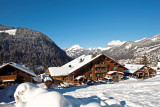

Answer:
[48,54,128,84]
[133,66,156,79]
[0,63,36,89]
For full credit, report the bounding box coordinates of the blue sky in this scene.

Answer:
[1,0,160,49]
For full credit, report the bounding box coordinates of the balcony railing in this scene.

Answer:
[95,70,107,73]
[95,64,108,67]
[0,75,17,81]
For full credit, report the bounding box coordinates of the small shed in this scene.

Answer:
[74,76,86,85]
[106,71,124,82]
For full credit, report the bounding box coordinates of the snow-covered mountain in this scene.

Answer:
[64,45,87,58]
[64,34,160,66]
[107,40,126,48]
[64,44,111,58]
[64,40,126,59]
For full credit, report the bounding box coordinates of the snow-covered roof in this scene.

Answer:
[0,62,36,77]
[124,64,144,73]
[32,77,42,82]
[158,62,160,67]
[2,80,15,82]
[107,71,124,75]
[48,54,102,76]
[107,71,117,74]
[151,67,157,71]
[44,76,52,82]
[75,76,86,80]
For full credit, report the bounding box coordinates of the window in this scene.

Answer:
[7,72,12,75]
[62,77,68,80]
[96,68,100,71]
[96,74,99,77]
[90,74,92,77]
[88,74,92,77]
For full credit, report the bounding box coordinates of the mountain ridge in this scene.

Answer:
[64,34,160,66]
[0,25,72,74]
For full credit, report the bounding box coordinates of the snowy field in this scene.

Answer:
[1,76,160,107]
[55,76,160,107]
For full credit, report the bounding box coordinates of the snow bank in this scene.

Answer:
[104,99,122,107]
[14,83,72,107]
[14,83,104,107]
[80,102,101,107]
[0,84,19,103]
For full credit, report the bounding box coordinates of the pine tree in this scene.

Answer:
[142,54,148,66]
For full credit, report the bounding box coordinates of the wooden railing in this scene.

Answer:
[95,64,108,67]
[0,75,17,81]
[95,70,107,73]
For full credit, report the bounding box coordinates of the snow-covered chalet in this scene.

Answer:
[47,54,128,84]
[124,64,156,79]
[0,62,37,89]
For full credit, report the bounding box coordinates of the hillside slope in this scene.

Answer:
[0,25,72,74]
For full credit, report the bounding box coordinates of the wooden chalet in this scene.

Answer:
[124,64,156,79]
[124,64,144,78]
[47,54,128,84]
[0,62,37,89]
[132,66,156,79]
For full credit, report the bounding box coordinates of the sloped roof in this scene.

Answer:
[124,64,144,73]
[107,71,117,74]
[48,54,102,76]
[107,71,124,75]
[49,54,127,77]
[0,62,36,77]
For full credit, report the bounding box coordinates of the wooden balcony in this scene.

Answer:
[95,64,108,67]
[95,70,107,74]
[0,75,17,81]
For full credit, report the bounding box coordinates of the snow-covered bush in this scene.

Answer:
[14,83,72,107]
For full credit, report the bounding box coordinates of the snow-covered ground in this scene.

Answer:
[1,76,160,107]
[55,76,160,107]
